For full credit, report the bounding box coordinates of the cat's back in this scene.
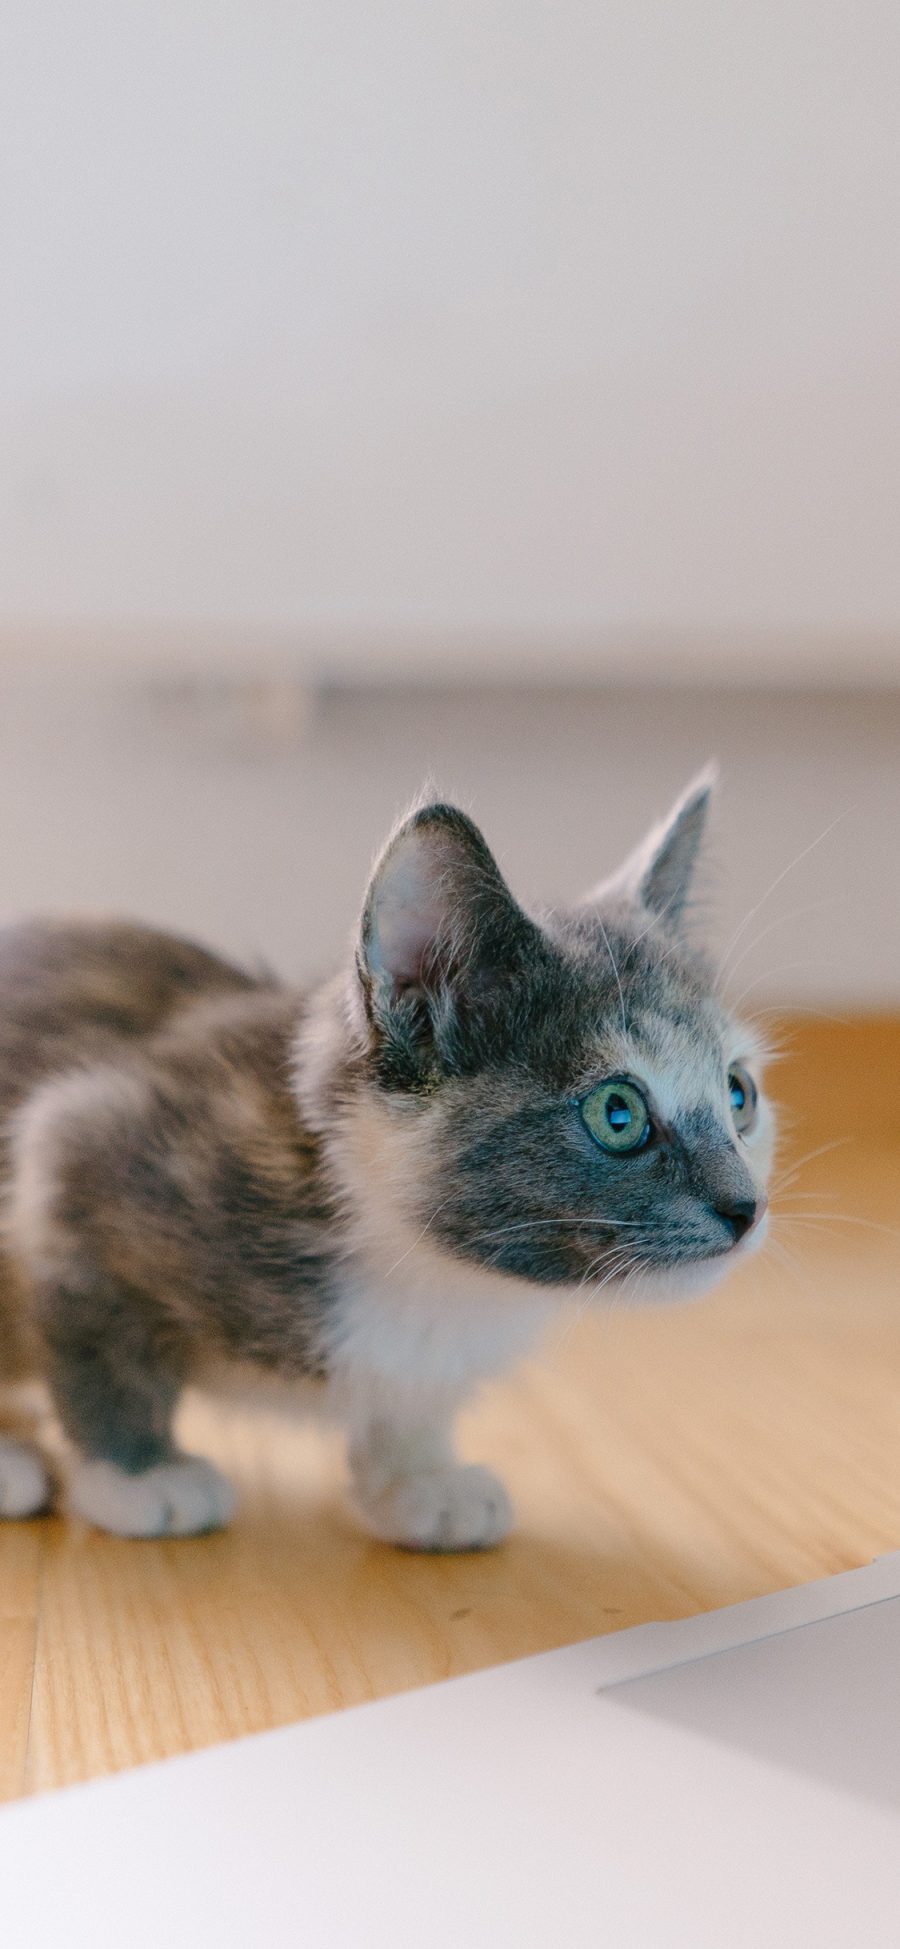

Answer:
[0,916,262,1124]
[0,919,277,1381]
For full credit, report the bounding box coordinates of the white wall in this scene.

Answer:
[0,677,895,1008]
[3,5,900,680]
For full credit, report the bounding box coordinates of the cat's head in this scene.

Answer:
[316,771,773,1306]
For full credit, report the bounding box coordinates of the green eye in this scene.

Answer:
[580,1079,652,1154]
[728,1064,758,1134]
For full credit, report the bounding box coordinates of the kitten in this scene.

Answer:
[0,769,773,1549]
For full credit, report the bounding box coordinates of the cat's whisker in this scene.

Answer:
[494,1241,647,1289]
[622,889,680,966]
[545,1251,636,1357]
[770,1217,849,1256]
[720,900,833,988]
[740,1002,852,1027]
[588,1249,635,1289]
[379,1195,458,1281]
[776,1212,900,1241]
[576,1245,634,1288]
[713,807,852,989]
[614,1257,653,1318]
[773,1186,832,1200]
[763,1231,811,1292]
[727,962,821,1018]
[445,1215,653,1275]
[582,1257,641,1343]
[596,915,628,1037]
[770,1138,854,1193]
[470,1216,648,1235]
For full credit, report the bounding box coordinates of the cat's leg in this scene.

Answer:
[0,1394,52,1519]
[345,1395,513,1551]
[0,1440,49,1517]
[9,1070,236,1538]
[36,1276,234,1538]
[0,1290,52,1518]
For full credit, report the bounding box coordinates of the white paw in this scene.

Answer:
[354,1462,513,1552]
[69,1455,236,1537]
[0,1436,51,1518]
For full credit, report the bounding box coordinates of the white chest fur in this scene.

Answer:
[326,1238,554,1401]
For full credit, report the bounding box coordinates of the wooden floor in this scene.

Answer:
[3,1014,900,1803]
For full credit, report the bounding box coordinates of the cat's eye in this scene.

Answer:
[728,1063,758,1135]
[580,1079,652,1155]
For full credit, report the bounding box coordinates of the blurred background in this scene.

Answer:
[2,4,899,1000]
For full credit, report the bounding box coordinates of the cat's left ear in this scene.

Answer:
[582,764,718,927]
[356,800,550,1071]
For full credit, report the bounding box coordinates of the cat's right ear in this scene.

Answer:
[581,765,717,930]
[356,801,544,1071]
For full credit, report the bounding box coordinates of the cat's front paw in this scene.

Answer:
[0,1436,51,1518]
[354,1462,513,1552]
[68,1455,236,1537]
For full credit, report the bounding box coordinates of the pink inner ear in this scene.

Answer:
[369,837,448,989]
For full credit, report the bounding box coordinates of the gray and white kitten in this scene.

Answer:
[0,770,772,1549]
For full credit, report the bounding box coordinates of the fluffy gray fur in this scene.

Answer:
[0,771,773,1547]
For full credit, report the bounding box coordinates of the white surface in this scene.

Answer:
[3,1553,900,1947]
[2,5,900,672]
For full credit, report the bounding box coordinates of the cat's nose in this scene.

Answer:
[713,1193,766,1245]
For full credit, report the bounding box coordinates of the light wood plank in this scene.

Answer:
[0,1621,37,1801]
[0,1522,43,1623]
